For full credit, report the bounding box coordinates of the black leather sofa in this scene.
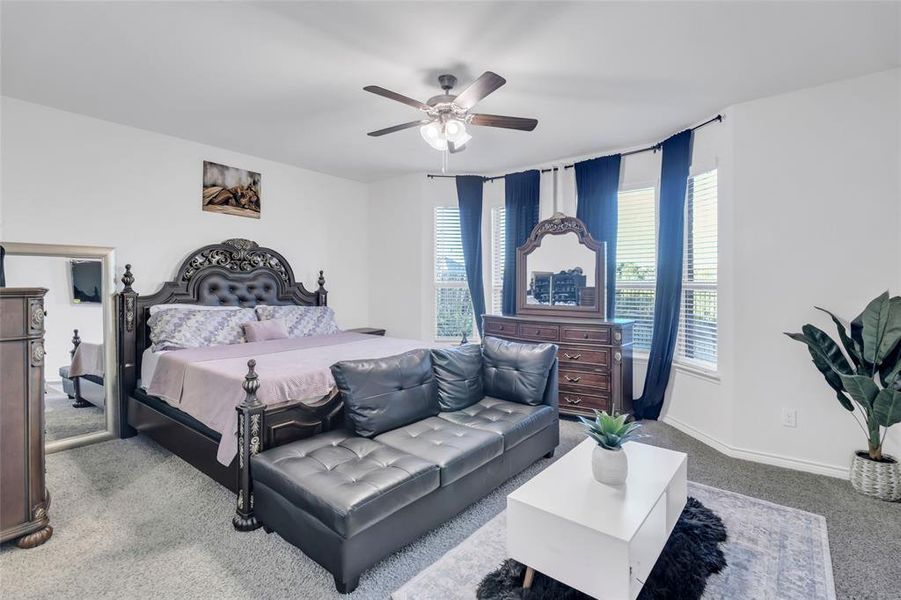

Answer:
[251,337,559,593]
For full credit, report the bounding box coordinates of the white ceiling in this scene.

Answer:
[2,1,899,182]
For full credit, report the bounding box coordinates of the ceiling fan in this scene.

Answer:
[364,71,538,153]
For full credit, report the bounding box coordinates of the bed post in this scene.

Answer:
[117,264,138,438]
[70,328,91,408]
[316,270,328,306]
[233,359,264,531]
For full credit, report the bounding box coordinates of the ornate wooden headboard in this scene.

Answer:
[116,238,327,418]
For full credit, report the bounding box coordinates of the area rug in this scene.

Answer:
[392,482,836,600]
[477,497,726,600]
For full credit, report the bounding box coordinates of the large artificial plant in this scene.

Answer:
[785,291,901,461]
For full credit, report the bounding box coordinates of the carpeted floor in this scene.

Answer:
[1,419,899,599]
[44,383,106,442]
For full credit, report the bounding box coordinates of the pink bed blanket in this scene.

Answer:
[147,332,427,465]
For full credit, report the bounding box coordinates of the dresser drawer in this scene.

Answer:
[484,319,516,336]
[560,391,611,412]
[516,323,560,342]
[561,325,610,344]
[558,345,610,368]
[560,369,610,393]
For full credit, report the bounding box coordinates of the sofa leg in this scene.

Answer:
[334,575,360,594]
[263,524,273,534]
[544,450,555,459]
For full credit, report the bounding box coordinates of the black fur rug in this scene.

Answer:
[477,497,727,600]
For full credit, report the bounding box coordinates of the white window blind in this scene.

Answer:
[677,169,718,369]
[434,207,473,339]
[490,206,506,315]
[615,187,657,350]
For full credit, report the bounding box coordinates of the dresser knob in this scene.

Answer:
[614,351,622,362]
[535,329,541,335]
[498,325,504,331]
[583,333,589,339]
[614,331,622,342]
[563,353,581,360]
[565,375,582,383]
[564,396,582,405]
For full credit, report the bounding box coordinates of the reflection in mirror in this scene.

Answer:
[525,231,597,306]
[4,255,107,444]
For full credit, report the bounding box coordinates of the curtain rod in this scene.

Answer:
[426,114,723,182]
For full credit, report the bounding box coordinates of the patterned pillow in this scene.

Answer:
[254,305,339,338]
[148,307,257,351]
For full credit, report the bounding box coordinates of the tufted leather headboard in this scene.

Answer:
[117,238,327,395]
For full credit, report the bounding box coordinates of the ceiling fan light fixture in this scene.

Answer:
[420,122,447,151]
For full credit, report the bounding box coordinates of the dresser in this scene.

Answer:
[0,288,53,548]
[482,314,633,417]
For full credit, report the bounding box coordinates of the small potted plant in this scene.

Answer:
[785,291,901,501]
[579,410,643,486]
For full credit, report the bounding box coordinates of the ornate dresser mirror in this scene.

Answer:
[516,213,607,318]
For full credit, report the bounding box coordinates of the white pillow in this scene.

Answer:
[149,303,247,315]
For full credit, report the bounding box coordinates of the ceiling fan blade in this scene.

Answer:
[363,85,430,111]
[367,120,429,137]
[452,71,506,110]
[448,141,466,154]
[469,113,538,131]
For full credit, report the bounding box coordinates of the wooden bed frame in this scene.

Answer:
[116,238,345,530]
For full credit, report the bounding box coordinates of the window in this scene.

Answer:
[615,187,657,350]
[677,170,718,369]
[490,206,506,315]
[434,207,473,340]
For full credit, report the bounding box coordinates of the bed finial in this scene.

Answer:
[122,264,135,293]
[234,358,264,532]
[71,329,81,357]
[316,270,328,306]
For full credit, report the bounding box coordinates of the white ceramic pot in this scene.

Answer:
[850,451,901,501]
[591,445,628,486]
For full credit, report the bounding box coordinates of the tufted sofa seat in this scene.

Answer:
[436,397,557,451]
[251,337,559,594]
[251,431,439,538]
[375,417,503,486]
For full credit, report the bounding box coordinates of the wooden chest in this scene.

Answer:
[482,314,633,417]
[1,287,53,548]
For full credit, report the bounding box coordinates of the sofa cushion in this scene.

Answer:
[437,397,557,451]
[331,349,439,438]
[251,431,439,538]
[375,417,503,486]
[481,336,557,406]
[431,344,483,411]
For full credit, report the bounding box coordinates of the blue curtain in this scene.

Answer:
[575,154,622,318]
[635,130,693,420]
[455,175,487,336]
[502,170,541,315]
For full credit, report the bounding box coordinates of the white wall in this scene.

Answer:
[721,68,901,472]
[4,255,104,380]
[0,98,371,329]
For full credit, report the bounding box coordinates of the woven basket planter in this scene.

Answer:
[850,452,901,501]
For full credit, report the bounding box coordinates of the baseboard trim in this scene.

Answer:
[661,415,850,480]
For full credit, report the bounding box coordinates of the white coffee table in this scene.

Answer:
[507,439,687,600]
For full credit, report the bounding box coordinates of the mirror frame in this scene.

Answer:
[2,242,119,453]
[515,213,607,319]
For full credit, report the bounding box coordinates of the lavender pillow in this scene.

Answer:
[254,305,339,338]
[147,307,256,351]
[243,319,289,343]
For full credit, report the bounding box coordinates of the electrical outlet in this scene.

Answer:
[781,408,797,428]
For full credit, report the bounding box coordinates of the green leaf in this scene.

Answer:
[879,297,901,366]
[785,330,852,405]
[854,292,891,367]
[838,374,880,409]
[801,324,853,374]
[815,306,862,369]
[873,388,901,428]
[878,342,901,387]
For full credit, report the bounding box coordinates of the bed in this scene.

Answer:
[116,238,424,529]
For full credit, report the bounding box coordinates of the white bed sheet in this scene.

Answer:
[139,347,168,390]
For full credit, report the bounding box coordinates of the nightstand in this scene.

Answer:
[346,327,386,336]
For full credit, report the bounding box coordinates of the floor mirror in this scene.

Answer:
[2,243,119,453]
